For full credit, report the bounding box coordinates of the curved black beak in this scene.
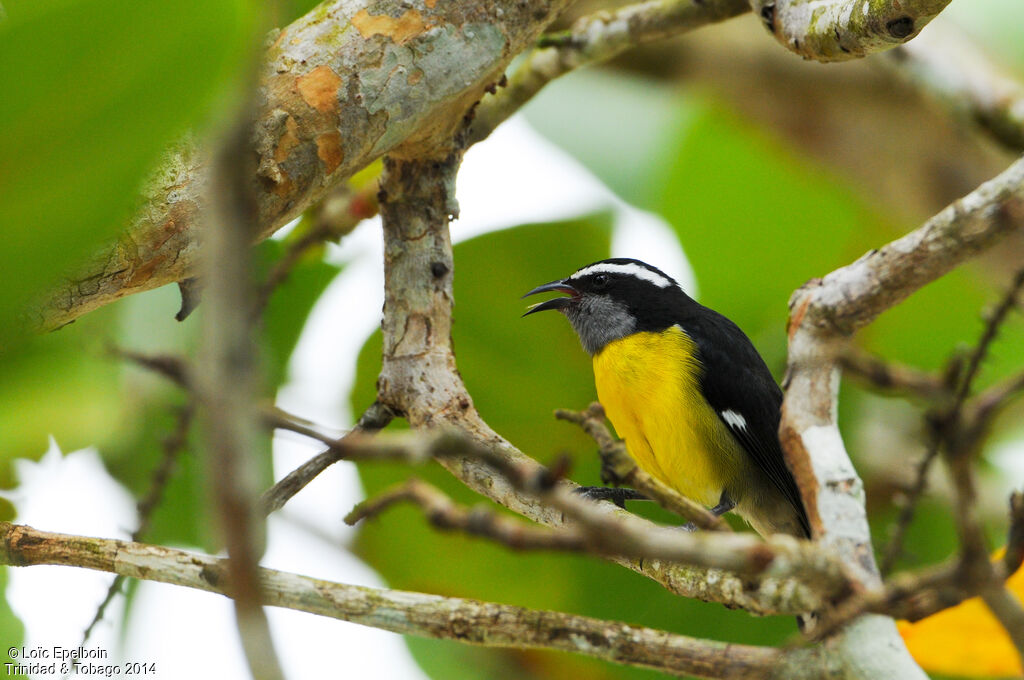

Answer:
[522,280,579,317]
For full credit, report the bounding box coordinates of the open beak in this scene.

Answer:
[522,280,579,317]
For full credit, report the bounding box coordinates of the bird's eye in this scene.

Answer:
[592,274,609,290]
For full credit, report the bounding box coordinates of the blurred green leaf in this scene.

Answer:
[654,99,892,373]
[0,306,123,466]
[104,400,210,550]
[255,239,342,390]
[944,0,1024,71]
[272,0,321,26]
[0,0,259,341]
[352,216,798,680]
[863,270,1024,390]
[0,568,25,671]
[869,497,960,576]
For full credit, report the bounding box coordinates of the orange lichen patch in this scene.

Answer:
[351,8,427,45]
[787,294,813,339]
[274,116,301,164]
[900,549,1024,677]
[296,65,342,113]
[272,176,294,198]
[316,132,344,175]
[407,69,423,85]
[778,417,822,538]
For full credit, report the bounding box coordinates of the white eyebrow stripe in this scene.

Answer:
[571,262,673,288]
[720,410,748,431]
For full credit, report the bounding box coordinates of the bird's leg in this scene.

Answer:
[710,492,735,517]
[681,492,735,531]
[574,486,647,508]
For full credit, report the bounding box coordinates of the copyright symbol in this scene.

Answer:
[8,646,18,658]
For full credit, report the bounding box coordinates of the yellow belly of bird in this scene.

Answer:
[592,327,745,508]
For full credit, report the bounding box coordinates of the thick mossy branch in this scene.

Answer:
[748,0,951,62]
[39,0,574,330]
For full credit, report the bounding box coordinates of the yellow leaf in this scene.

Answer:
[899,550,1024,678]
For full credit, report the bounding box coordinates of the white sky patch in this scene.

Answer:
[572,261,674,288]
[453,116,611,240]
[611,206,696,296]
[720,409,748,431]
[3,439,136,659]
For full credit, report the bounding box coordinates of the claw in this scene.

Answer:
[574,486,647,508]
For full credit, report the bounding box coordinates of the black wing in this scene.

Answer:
[684,310,810,538]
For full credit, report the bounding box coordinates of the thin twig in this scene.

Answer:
[838,348,946,401]
[111,348,191,389]
[259,402,395,515]
[199,94,284,679]
[878,431,942,576]
[555,403,729,531]
[953,267,1024,407]
[346,478,590,552]
[971,369,1024,432]
[981,585,1024,666]
[1005,492,1024,577]
[879,266,1024,573]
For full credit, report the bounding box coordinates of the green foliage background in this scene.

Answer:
[1,0,1024,679]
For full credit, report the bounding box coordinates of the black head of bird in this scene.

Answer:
[523,258,810,539]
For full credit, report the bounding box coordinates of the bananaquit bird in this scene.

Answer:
[523,258,810,538]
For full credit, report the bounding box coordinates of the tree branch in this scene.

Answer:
[797,156,1024,339]
[0,522,783,680]
[39,0,574,330]
[468,0,750,145]
[346,477,592,551]
[781,157,1024,675]
[981,585,1024,667]
[196,102,284,679]
[882,21,1024,153]
[259,401,395,515]
[747,0,951,62]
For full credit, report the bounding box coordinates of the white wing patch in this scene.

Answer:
[572,262,673,288]
[721,409,748,431]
